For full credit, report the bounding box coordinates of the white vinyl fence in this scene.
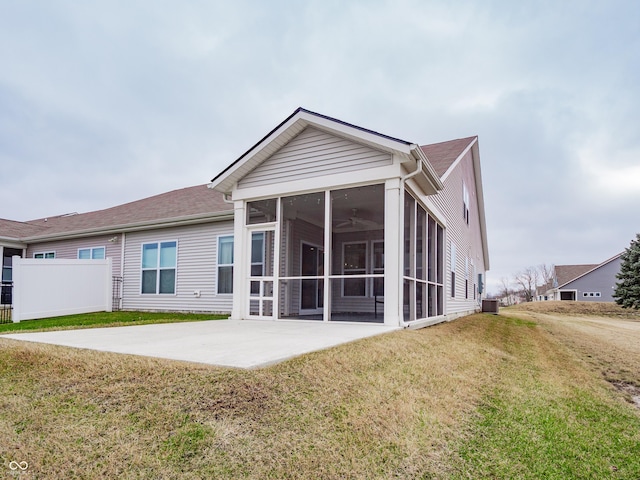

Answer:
[12,257,113,322]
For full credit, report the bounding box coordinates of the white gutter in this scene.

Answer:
[397,155,422,328]
[21,210,234,243]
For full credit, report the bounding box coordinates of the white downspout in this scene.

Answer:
[397,154,422,327]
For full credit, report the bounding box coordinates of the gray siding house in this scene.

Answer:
[1,107,490,327]
[539,254,622,302]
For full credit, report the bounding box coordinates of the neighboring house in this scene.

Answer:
[1,107,490,328]
[538,254,622,302]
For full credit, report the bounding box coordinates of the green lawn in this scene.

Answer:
[0,310,227,333]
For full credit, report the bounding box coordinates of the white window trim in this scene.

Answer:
[77,246,106,259]
[217,235,234,295]
[33,251,55,259]
[140,240,178,295]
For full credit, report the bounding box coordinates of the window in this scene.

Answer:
[34,252,55,259]
[450,242,457,298]
[343,242,367,296]
[141,241,177,294]
[217,236,234,294]
[462,181,470,225]
[78,247,105,259]
[250,232,265,295]
[247,198,277,225]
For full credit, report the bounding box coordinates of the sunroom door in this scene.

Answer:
[300,242,324,315]
[248,229,275,319]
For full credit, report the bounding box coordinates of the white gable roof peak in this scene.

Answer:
[209,108,441,194]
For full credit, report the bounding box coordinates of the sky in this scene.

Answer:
[1,0,639,294]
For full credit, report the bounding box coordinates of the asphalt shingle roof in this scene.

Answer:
[555,264,599,287]
[421,136,477,178]
[2,135,478,243]
[2,185,232,242]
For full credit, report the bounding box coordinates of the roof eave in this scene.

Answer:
[22,210,234,243]
[0,237,27,248]
[210,107,416,195]
[412,145,444,192]
[471,140,490,270]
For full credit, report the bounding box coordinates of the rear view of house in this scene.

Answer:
[209,108,489,327]
[1,107,489,327]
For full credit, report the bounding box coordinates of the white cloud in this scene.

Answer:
[1,0,639,293]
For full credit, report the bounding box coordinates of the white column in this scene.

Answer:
[384,178,402,326]
[231,199,246,321]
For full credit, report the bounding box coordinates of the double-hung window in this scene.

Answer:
[78,247,105,259]
[217,236,234,294]
[141,241,177,294]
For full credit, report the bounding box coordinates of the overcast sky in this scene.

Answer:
[1,0,638,293]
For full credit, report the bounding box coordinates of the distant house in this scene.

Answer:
[537,254,622,302]
[1,107,490,327]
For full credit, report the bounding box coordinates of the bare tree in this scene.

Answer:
[513,267,539,302]
[537,263,554,289]
[498,277,515,305]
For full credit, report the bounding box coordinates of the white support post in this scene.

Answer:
[231,199,246,321]
[384,178,402,327]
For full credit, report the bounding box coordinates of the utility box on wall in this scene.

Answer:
[12,257,113,322]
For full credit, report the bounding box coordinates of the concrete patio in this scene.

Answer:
[2,320,400,369]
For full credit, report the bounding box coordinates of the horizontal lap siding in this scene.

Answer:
[563,257,621,302]
[429,150,486,316]
[122,222,233,313]
[26,235,123,278]
[238,127,392,189]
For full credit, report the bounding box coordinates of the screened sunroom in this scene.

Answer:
[209,108,483,327]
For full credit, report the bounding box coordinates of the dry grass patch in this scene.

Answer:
[506,301,640,392]
[2,309,639,478]
[506,300,640,319]
[1,316,503,479]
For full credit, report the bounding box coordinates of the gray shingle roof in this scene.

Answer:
[3,132,479,243]
[421,136,477,178]
[555,264,599,287]
[2,185,232,242]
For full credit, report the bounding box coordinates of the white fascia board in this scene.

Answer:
[300,111,414,156]
[470,141,490,270]
[404,179,448,228]
[210,116,309,193]
[230,164,402,201]
[210,109,417,195]
[0,238,27,249]
[22,211,234,243]
[439,137,477,182]
[412,146,445,191]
